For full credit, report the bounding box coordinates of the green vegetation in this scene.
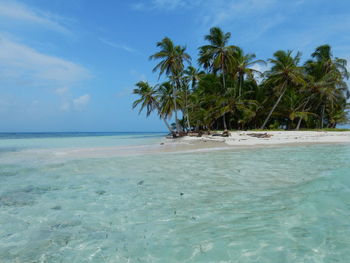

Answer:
[132,27,349,135]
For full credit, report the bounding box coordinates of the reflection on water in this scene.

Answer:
[0,133,350,262]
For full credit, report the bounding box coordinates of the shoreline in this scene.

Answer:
[171,130,350,147]
[2,131,349,162]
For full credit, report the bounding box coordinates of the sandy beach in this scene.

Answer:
[176,131,350,146]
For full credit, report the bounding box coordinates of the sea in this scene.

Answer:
[1,132,350,262]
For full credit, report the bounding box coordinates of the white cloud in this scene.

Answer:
[149,0,186,10]
[59,94,91,112]
[73,94,90,110]
[252,62,269,73]
[132,0,276,14]
[131,2,146,11]
[130,69,146,81]
[116,87,134,99]
[132,0,202,11]
[99,38,137,53]
[194,0,285,34]
[131,0,289,40]
[55,87,69,95]
[0,36,91,88]
[0,0,71,34]
[252,62,270,83]
[60,101,71,112]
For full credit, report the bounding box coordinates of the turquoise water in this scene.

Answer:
[0,132,165,151]
[1,133,350,262]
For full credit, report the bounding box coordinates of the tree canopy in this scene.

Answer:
[133,28,350,133]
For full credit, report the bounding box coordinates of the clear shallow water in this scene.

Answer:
[0,132,165,153]
[1,133,350,262]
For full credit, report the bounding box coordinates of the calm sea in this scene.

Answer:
[1,132,350,262]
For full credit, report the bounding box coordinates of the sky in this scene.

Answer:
[0,0,349,132]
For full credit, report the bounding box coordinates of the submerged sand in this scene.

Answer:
[3,131,349,162]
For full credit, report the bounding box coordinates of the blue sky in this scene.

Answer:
[0,0,349,132]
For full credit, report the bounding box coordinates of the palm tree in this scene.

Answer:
[310,45,349,78]
[132,81,173,133]
[260,50,305,129]
[198,27,237,129]
[184,66,204,91]
[157,81,176,119]
[150,37,191,133]
[134,32,350,131]
[234,47,265,98]
[182,66,204,130]
[305,45,350,128]
[318,81,348,128]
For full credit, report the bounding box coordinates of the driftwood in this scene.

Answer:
[222,130,230,137]
[167,131,204,139]
[246,133,272,138]
[212,130,230,137]
[188,131,203,137]
[178,131,188,137]
[166,132,186,139]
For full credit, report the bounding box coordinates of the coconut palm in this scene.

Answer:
[198,27,238,129]
[133,31,349,131]
[260,50,305,129]
[198,27,237,75]
[132,81,173,133]
[309,45,349,79]
[150,37,191,133]
[233,47,266,99]
[182,66,205,130]
[305,45,350,128]
[184,66,204,91]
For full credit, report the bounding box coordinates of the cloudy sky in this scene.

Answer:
[0,0,349,132]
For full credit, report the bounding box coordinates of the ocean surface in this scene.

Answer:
[1,132,350,262]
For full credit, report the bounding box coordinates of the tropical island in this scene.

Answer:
[132,27,350,142]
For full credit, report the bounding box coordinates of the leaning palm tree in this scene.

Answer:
[150,37,191,133]
[132,81,173,133]
[198,27,237,129]
[157,81,180,123]
[260,50,305,129]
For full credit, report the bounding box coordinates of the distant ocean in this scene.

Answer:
[0,132,166,152]
[1,132,350,262]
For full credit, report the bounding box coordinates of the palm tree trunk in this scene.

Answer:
[173,82,181,133]
[185,87,191,131]
[321,103,326,129]
[186,111,191,131]
[239,74,243,98]
[161,116,173,134]
[296,117,302,131]
[261,82,287,129]
[221,67,228,130]
[155,103,173,134]
[296,97,311,130]
[223,114,227,130]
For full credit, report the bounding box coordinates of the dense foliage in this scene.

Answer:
[133,27,350,134]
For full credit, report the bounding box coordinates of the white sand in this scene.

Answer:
[178,131,350,146]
